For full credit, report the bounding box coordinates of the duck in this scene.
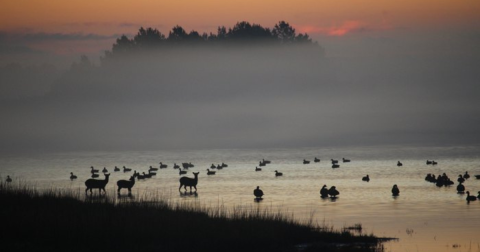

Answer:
[457,175,465,183]
[210,164,216,169]
[391,184,400,196]
[173,163,180,169]
[179,169,187,175]
[255,166,261,171]
[142,172,152,179]
[463,171,470,179]
[342,158,351,163]
[432,161,438,165]
[397,161,403,167]
[70,172,77,180]
[314,157,320,163]
[303,159,310,164]
[362,175,370,182]
[90,166,99,173]
[328,186,339,198]
[457,182,465,193]
[262,159,271,164]
[114,166,120,172]
[102,167,108,173]
[274,170,283,176]
[149,166,158,171]
[259,161,266,167]
[221,163,228,168]
[254,186,264,199]
[91,173,99,178]
[123,166,132,172]
[466,191,477,201]
[206,169,216,175]
[6,175,12,183]
[426,160,432,165]
[332,164,340,169]
[331,159,338,164]
[320,185,329,198]
[159,162,167,169]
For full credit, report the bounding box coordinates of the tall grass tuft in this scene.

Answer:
[0,180,387,252]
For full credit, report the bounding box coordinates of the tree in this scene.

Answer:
[111,35,134,55]
[272,21,296,44]
[168,26,188,43]
[133,27,165,48]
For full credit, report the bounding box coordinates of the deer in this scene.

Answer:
[85,173,110,195]
[117,176,135,195]
[179,172,199,193]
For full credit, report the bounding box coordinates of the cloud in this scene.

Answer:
[296,20,392,37]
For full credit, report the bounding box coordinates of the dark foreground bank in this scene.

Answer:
[0,181,388,252]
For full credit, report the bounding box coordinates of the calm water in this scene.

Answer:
[1,145,480,252]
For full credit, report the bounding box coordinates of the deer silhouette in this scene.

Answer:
[117,176,135,195]
[85,173,110,195]
[179,172,199,193]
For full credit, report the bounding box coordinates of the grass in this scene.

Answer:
[0,181,388,252]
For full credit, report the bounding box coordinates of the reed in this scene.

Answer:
[0,180,387,252]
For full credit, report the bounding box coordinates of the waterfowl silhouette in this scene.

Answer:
[463,171,470,179]
[303,159,310,164]
[426,160,433,165]
[391,184,400,196]
[466,191,477,201]
[254,186,264,199]
[114,166,120,172]
[179,168,187,175]
[397,161,403,167]
[142,172,152,179]
[102,167,108,173]
[331,159,339,164]
[90,166,99,173]
[362,175,370,182]
[314,157,320,163]
[259,161,266,167]
[457,175,465,183]
[255,166,262,171]
[206,169,216,175]
[457,182,465,193]
[6,175,12,183]
[216,164,223,170]
[328,186,339,198]
[474,175,480,179]
[262,159,271,164]
[159,162,168,169]
[275,170,283,176]
[149,166,158,171]
[221,163,228,168]
[432,161,438,165]
[210,164,216,169]
[91,173,99,178]
[70,172,77,180]
[123,166,132,172]
[173,163,180,169]
[332,164,340,168]
[342,158,351,163]
[320,185,329,198]
[148,170,156,176]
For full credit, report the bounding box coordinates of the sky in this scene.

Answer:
[1,0,480,152]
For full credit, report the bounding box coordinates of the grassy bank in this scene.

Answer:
[0,181,387,252]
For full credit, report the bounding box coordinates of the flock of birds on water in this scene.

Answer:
[4,158,480,202]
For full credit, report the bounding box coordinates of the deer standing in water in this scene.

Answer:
[85,173,110,195]
[179,172,199,193]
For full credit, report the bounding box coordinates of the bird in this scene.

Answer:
[397,161,403,166]
[102,167,108,173]
[70,172,77,180]
[342,158,351,163]
[206,169,216,175]
[275,170,283,176]
[457,183,465,193]
[114,166,120,172]
[255,166,261,171]
[314,157,320,163]
[320,185,329,198]
[362,175,370,182]
[91,173,99,178]
[6,175,12,183]
[254,186,264,199]
[392,184,400,196]
[466,191,477,201]
[328,186,339,198]
[303,159,310,164]
[463,171,470,179]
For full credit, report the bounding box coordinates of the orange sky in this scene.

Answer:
[1,0,479,60]
[2,0,479,35]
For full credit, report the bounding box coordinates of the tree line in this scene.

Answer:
[104,21,321,59]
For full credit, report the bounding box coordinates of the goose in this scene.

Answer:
[259,161,266,167]
[432,161,438,165]
[463,171,470,179]
[331,159,338,164]
[179,168,187,175]
[332,164,340,169]
[206,169,216,175]
[159,162,168,169]
[142,172,152,179]
[210,164,216,169]
[303,159,310,164]
[149,166,158,171]
[391,184,400,196]
[254,186,264,199]
[188,162,194,168]
[123,166,132,172]
[6,175,12,183]
[314,157,320,163]
[255,166,262,171]
[173,163,180,169]
[397,161,403,167]
[136,173,145,180]
[320,185,329,198]
[90,166,99,173]
[342,158,351,163]
[426,160,432,165]
[457,175,465,184]
[114,166,120,172]
[91,173,99,178]
[274,170,283,176]
[466,191,477,201]
[102,167,108,173]
[328,186,339,198]
[262,159,271,164]
[362,175,370,182]
[216,164,223,170]
[457,183,465,193]
[70,172,77,180]
[221,163,228,168]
